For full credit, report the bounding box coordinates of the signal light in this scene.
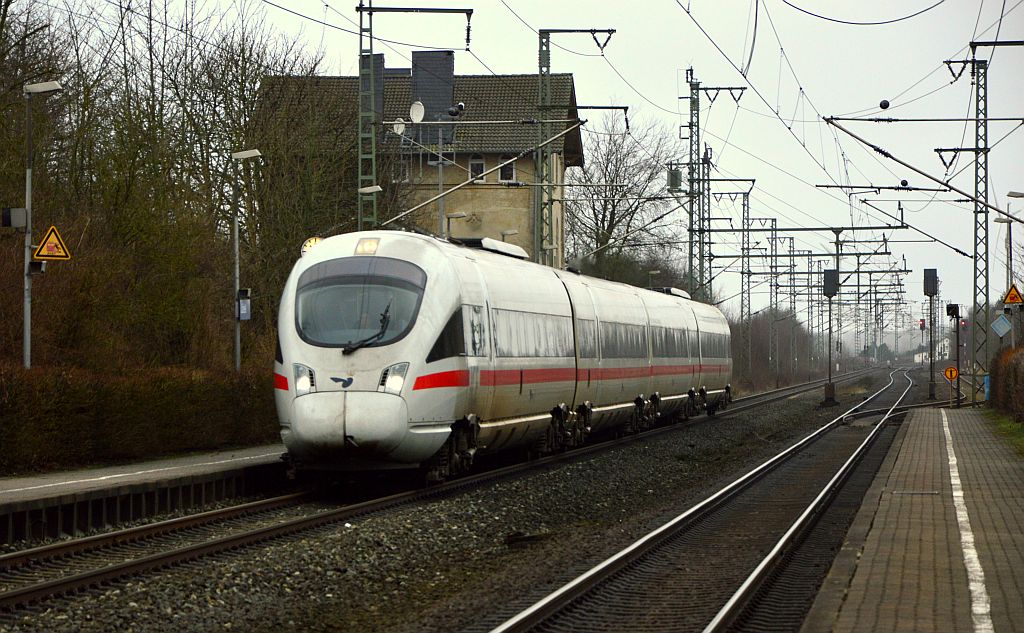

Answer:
[960,319,968,329]
[919,319,926,331]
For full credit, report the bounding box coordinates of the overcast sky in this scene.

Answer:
[254,0,1022,337]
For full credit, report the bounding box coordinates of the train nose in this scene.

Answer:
[285,391,409,459]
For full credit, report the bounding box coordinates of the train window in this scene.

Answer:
[463,305,488,357]
[576,319,598,358]
[492,309,572,357]
[599,322,648,359]
[295,256,425,349]
[650,327,687,358]
[427,309,465,363]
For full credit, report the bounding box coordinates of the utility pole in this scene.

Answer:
[740,192,752,372]
[971,57,989,402]
[788,237,797,376]
[356,3,474,232]
[356,1,378,231]
[537,28,614,266]
[768,219,779,384]
[680,68,745,300]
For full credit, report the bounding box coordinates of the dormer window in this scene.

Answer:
[470,154,485,182]
[498,155,516,182]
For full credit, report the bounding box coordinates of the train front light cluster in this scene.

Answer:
[294,363,316,397]
[378,362,409,395]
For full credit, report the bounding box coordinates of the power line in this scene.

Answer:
[779,0,947,26]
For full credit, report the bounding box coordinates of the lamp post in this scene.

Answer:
[230,148,261,373]
[22,80,63,369]
[445,212,467,238]
[1000,191,1022,347]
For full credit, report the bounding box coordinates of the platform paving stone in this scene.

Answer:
[804,407,1024,633]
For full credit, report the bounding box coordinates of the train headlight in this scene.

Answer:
[378,362,409,395]
[293,363,316,397]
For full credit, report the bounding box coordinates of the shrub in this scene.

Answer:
[0,364,278,475]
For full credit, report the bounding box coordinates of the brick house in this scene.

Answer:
[260,51,584,267]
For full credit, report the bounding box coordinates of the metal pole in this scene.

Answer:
[955,315,961,407]
[233,171,241,373]
[929,295,936,399]
[438,126,446,237]
[1010,212,1016,348]
[23,94,33,369]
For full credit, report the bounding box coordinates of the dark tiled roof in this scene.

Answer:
[258,73,583,167]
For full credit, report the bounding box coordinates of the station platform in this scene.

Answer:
[804,407,1024,633]
[1,444,285,544]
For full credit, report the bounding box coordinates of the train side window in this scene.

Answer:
[427,310,465,363]
[576,319,598,358]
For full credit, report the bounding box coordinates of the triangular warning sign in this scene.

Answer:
[32,225,71,261]
[1004,284,1024,305]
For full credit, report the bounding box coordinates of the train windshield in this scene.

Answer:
[295,256,426,349]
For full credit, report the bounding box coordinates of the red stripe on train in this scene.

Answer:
[414,363,729,390]
[274,373,289,391]
[413,370,470,390]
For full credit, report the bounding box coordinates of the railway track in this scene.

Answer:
[0,368,877,615]
[488,369,914,633]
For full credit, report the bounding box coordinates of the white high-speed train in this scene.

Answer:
[274,231,732,480]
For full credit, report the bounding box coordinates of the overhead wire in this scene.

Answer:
[779,0,947,26]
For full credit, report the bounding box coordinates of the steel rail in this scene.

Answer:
[0,368,877,613]
[0,492,311,572]
[488,371,898,633]
[703,370,914,632]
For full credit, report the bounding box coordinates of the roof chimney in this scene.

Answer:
[411,50,455,144]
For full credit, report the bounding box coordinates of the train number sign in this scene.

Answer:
[944,367,959,382]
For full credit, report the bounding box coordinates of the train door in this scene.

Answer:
[450,255,494,421]
[554,272,597,410]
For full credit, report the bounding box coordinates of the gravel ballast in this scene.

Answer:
[5,371,900,632]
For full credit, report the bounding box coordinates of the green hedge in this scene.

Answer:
[990,348,1024,424]
[0,364,279,475]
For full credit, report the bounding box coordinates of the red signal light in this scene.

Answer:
[919,319,926,330]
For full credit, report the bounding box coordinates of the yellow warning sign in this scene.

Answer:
[32,225,71,261]
[944,366,959,382]
[1004,283,1023,305]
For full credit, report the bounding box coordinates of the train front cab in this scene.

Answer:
[275,233,462,472]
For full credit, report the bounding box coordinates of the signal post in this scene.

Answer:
[924,269,937,400]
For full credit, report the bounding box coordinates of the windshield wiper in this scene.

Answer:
[342,301,392,354]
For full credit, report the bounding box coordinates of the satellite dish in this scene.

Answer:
[410,101,425,123]
[392,117,406,136]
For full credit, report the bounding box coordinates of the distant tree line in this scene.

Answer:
[0,0,412,370]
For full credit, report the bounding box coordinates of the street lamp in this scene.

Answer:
[500,229,519,242]
[231,148,262,372]
[995,213,1013,290]
[23,80,63,369]
[647,269,661,288]
[445,212,467,238]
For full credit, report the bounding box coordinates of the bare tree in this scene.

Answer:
[564,113,684,265]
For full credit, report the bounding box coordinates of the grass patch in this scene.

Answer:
[984,407,1024,457]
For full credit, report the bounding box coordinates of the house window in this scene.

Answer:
[469,154,485,182]
[498,155,516,182]
[391,157,410,183]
